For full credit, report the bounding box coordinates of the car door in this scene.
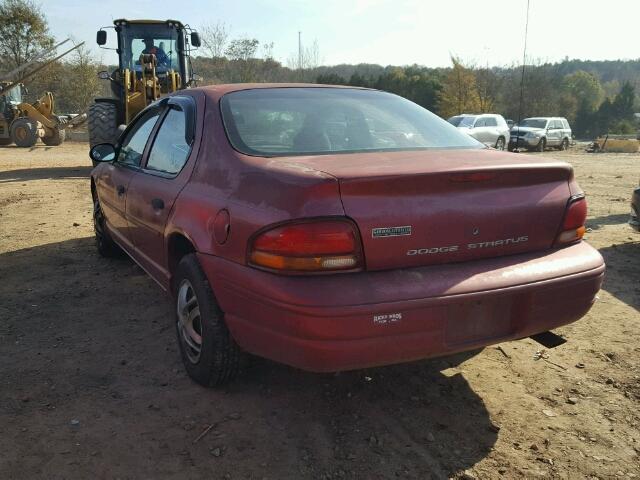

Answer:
[472,117,487,143]
[125,96,197,284]
[483,116,499,146]
[94,109,161,252]
[548,120,562,146]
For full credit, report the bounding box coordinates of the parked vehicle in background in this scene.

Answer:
[447,113,510,150]
[630,179,639,231]
[90,85,604,386]
[506,119,514,129]
[509,117,572,152]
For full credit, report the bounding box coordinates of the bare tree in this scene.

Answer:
[200,21,229,59]
[286,38,322,81]
[262,41,274,61]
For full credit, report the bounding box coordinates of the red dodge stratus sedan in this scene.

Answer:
[90,84,605,386]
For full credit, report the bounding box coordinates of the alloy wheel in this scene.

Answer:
[176,279,203,364]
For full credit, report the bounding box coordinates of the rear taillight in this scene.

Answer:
[249,219,363,273]
[555,195,587,245]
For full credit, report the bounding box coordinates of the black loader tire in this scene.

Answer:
[42,127,66,146]
[11,118,38,147]
[173,254,244,387]
[88,102,118,147]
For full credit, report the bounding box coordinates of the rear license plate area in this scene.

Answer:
[445,297,515,346]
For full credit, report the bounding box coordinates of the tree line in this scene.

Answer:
[0,1,637,139]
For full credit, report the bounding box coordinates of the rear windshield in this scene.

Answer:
[220,88,482,157]
[447,116,463,126]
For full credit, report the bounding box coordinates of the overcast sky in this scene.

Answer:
[46,0,640,67]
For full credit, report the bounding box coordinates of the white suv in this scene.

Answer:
[447,114,510,150]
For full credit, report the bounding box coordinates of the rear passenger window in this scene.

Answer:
[484,117,497,127]
[146,108,192,175]
[474,118,486,127]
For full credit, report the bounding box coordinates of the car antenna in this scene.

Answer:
[515,0,531,153]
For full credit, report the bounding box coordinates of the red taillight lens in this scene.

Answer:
[555,196,587,245]
[249,219,363,273]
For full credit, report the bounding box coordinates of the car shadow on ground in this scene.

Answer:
[0,166,92,183]
[0,237,498,479]
[599,240,640,311]
[586,213,632,231]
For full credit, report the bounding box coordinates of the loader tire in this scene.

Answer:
[42,128,66,146]
[88,102,118,148]
[11,118,38,147]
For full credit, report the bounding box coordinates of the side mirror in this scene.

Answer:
[96,30,107,46]
[97,70,111,80]
[90,143,116,163]
[190,31,201,47]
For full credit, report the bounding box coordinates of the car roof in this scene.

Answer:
[194,83,373,100]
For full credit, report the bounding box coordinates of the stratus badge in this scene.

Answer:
[372,225,412,238]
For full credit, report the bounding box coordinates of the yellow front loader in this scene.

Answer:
[88,19,201,147]
[0,87,65,146]
[0,40,85,147]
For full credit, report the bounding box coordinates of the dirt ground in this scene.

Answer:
[0,142,638,480]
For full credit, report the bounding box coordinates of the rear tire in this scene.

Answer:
[173,254,244,387]
[559,138,569,151]
[495,136,505,151]
[536,138,546,152]
[11,118,38,147]
[42,128,65,146]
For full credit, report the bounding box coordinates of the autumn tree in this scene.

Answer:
[225,37,259,82]
[0,0,53,69]
[438,56,480,118]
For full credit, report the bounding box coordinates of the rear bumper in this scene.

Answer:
[200,242,605,372]
[630,187,640,231]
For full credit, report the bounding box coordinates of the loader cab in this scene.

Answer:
[117,21,186,77]
[96,19,200,91]
[0,83,22,123]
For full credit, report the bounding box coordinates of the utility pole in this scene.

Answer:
[298,31,302,71]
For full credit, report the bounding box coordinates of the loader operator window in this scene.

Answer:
[122,25,180,74]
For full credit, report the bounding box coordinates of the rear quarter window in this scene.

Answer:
[146,108,192,175]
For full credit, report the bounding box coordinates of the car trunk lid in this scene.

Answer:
[288,148,572,270]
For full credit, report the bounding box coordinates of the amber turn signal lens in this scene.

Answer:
[249,219,363,273]
[555,196,587,246]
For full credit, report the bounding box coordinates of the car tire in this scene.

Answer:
[173,254,244,387]
[93,193,121,257]
[495,136,505,151]
[559,138,569,151]
[537,138,546,152]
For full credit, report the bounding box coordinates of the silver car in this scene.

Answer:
[509,117,572,152]
[447,113,510,150]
